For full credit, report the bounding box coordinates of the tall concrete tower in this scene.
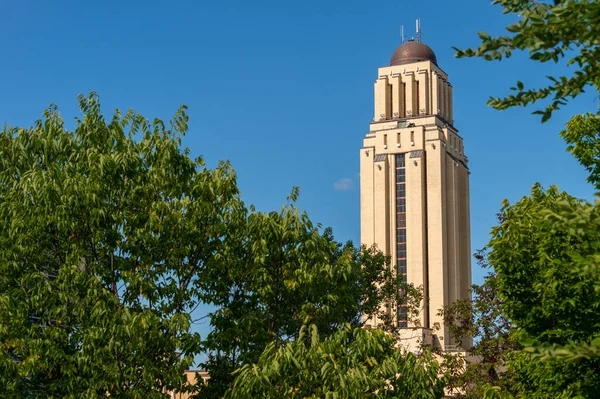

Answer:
[360,39,471,351]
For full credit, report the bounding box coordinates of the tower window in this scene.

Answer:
[403,84,407,117]
[395,153,408,328]
[396,168,405,182]
[415,81,420,115]
[386,83,392,119]
[398,259,407,275]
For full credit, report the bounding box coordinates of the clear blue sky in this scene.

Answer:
[1,0,596,345]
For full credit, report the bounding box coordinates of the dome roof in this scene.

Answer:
[390,41,438,66]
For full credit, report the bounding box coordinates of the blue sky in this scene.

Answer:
[1,0,597,346]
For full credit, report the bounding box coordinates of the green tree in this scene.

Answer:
[455,0,600,396]
[487,184,600,397]
[197,200,423,398]
[439,252,518,398]
[562,112,600,188]
[441,188,600,398]
[225,324,444,399]
[455,0,600,122]
[0,94,423,398]
[0,93,241,398]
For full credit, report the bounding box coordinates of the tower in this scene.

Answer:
[360,38,471,351]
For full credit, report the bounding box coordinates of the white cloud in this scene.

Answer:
[333,178,354,191]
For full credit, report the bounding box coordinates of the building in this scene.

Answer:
[167,370,210,399]
[360,38,471,352]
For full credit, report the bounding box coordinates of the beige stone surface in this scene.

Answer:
[166,370,209,399]
[360,54,471,350]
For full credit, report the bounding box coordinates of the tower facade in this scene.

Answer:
[360,40,471,351]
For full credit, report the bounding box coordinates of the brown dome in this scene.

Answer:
[390,41,438,66]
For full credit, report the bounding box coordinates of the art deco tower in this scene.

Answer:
[360,39,471,351]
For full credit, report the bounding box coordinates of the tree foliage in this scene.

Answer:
[455,0,600,122]
[441,186,600,398]
[561,112,600,188]
[454,1,600,396]
[0,93,240,397]
[198,208,423,397]
[487,184,600,397]
[0,94,426,398]
[225,324,444,399]
[490,185,600,344]
[439,254,518,398]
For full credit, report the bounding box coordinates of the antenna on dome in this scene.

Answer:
[401,25,405,43]
[416,18,422,42]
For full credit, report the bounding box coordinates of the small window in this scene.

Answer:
[397,214,406,228]
[395,153,405,164]
[415,81,420,113]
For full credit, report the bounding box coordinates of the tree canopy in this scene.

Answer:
[450,0,600,397]
[226,324,444,399]
[197,198,424,398]
[455,0,600,122]
[0,93,240,397]
[0,93,432,398]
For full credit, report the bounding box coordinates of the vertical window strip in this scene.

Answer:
[395,153,408,328]
[415,81,420,115]
[387,84,392,119]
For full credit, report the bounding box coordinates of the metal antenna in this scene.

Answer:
[401,25,405,43]
[416,18,422,42]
